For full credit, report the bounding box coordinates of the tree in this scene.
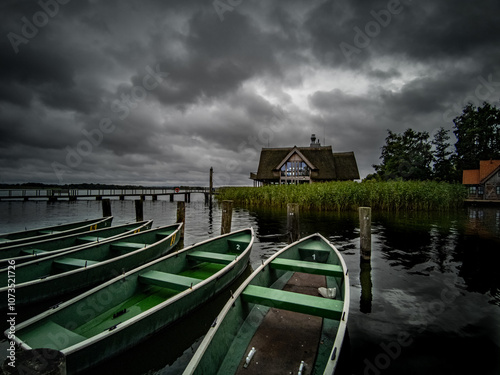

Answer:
[431,127,457,182]
[373,129,433,180]
[453,102,500,171]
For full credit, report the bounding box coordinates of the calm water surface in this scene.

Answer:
[0,196,499,374]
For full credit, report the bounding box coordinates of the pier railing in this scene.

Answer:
[0,187,215,201]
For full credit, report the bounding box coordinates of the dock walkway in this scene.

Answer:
[0,188,216,203]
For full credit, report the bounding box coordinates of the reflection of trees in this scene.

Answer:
[375,208,500,306]
[248,207,359,241]
[374,212,459,274]
[454,208,500,304]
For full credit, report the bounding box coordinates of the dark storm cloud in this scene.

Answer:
[1,0,499,185]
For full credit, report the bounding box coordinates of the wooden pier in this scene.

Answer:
[0,187,216,203]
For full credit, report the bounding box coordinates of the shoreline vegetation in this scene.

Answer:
[217,181,468,211]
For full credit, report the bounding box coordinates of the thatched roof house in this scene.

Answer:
[250,134,360,186]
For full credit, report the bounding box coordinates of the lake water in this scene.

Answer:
[1,195,499,374]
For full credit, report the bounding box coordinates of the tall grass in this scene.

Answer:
[217,181,468,211]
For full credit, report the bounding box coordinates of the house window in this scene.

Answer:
[281,161,309,177]
[497,186,500,195]
[477,186,484,195]
[469,186,477,195]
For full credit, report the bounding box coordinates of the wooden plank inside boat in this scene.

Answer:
[235,272,326,375]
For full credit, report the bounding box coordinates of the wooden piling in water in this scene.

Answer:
[209,167,213,206]
[177,201,185,244]
[221,200,233,235]
[135,199,144,222]
[359,206,372,261]
[102,199,112,217]
[287,203,300,243]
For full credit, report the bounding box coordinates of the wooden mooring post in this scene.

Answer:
[221,200,233,235]
[177,201,185,246]
[209,167,213,206]
[135,199,144,222]
[359,207,372,261]
[102,199,112,217]
[287,203,300,243]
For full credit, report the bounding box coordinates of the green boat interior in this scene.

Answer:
[17,232,252,352]
[214,237,346,375]
[1,227,176,286]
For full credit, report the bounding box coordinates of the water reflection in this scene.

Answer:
[359,259,373,314]
[1,201,499,374]
[374,211,460,274]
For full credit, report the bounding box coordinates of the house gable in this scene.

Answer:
[479,161,500,183]
[274,147,317,172]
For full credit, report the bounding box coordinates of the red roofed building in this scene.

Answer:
[462,160,500,200]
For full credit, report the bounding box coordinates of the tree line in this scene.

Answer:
[368,102,500,182]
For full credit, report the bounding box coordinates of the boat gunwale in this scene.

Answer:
[0,220,153,264]
[0,222,182,292]
[0,217,114,246]
[12,227,255,357]
[183,232,350,375]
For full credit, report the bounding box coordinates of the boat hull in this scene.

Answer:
[0,220,153,266]
[0,217,113,248]
[0,223,182,309]
[184,233,350,375]
[11,228,254,374]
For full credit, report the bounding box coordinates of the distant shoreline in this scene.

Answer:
[0,183,203,190]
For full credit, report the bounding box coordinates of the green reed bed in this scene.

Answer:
[217,181,467,211]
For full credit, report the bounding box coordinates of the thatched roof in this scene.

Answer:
[252,146,359,181]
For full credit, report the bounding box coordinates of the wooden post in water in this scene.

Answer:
[101,198,112,217]
[177,201,185,245]
[209,167,214,206]
[221,200,233,235]
[287,203,300,243]
[135,199,144,222]
[359,207,372,261]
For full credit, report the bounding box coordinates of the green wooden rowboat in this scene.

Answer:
[0,217,113,248]
[0,223,182,310]
[183,232,350,375]
[10,228,254,374]
[0,220,153,267]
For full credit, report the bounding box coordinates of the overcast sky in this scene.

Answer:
[1,0,499,186]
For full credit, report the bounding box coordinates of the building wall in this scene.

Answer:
[467,170,500,200]
[484,170,500,200]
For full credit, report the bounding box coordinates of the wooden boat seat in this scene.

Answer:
[270,258,344,277]
[21,249,49,256]
[110,242,145,251]
[53,257,99,271]
[138,270,202,291]
[187,251,236,264]
[242,285,344,320]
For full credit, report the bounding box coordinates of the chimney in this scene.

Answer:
[310,134,320,147]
